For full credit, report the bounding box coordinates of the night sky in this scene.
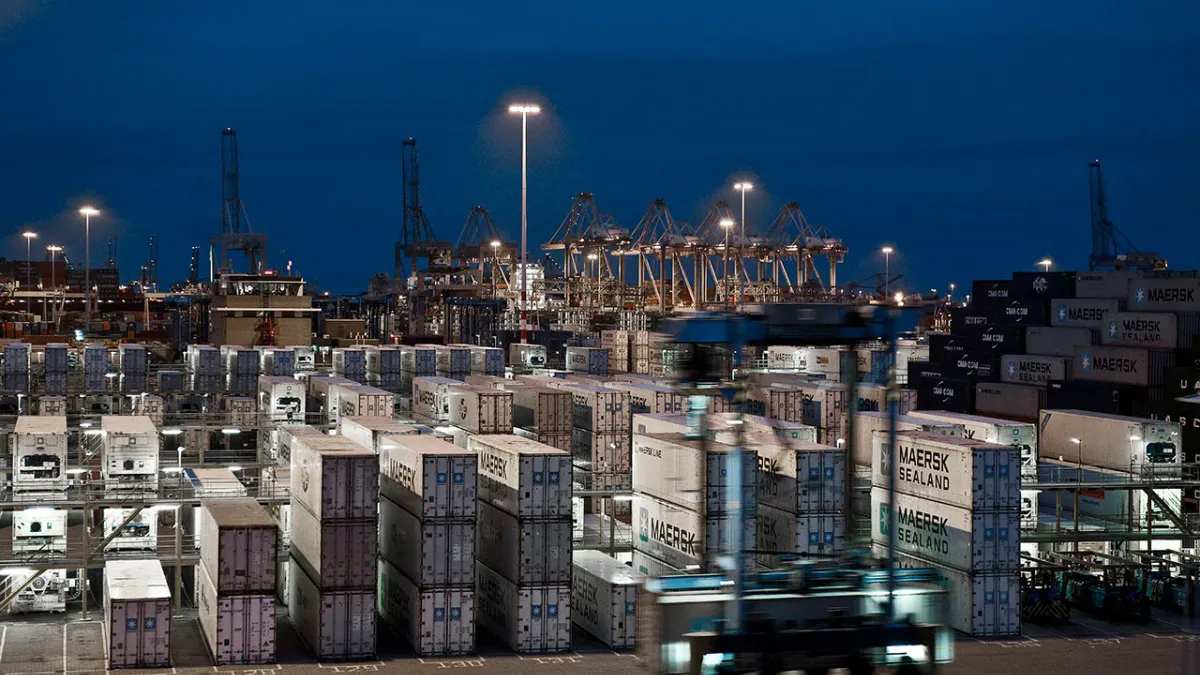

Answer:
[3,2,1198,294]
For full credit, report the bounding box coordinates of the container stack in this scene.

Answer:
[600,330,629,373]
[447,385,513,436]
[259,346,296,377]
[197,498,279,665]
[85,344,109,393]
[326,383,395,426]
[411,376,465,425]
[465,345,505,376]
[630,433,757,575]
[288,434,379,660]
[3,342,30,393]
[571,550,646,649]
[188,345,222,393]
[870,430,1021,637]
[224,347,261,394]
[44,342,68,395]
[338,415,419,453]
[117,344,148,394]
[565,346,608,375]
[469,434,573,653]
[511,386,573,451]
[377,434,479,656]
[332,347,367,383]
[566,383,631,490]
[754,434,846,566]
[430,344,471,378]
[365,346,403,391]
[630,331,657,375]
[103,559,172,668]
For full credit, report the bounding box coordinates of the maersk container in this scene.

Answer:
[514,427,573,453]
[447,386,513,434]
[1052,298,1122,329]
[197,564,276,665]
[849,411,964,469]
[378,558,475,656]
[571,427,632,480]
[1037,409,1181,471]
[755,440,845,514]
[765,345,809,371]
[607,381,684,415]
[1025,326,1093,357]
[755,503,845,568]
[259,375,306,424]
[566,383,629,433]
[412,376,465,423]
[338,415,419,454]
[632,494,755,573]
[870,431,1022,511]
[289,499,378,590]
[468,435,573,519]
[998,353,1068,386]
[277,425,327,466]
[571,550,645,649]
[1129,277,1200,312]
[476,500,572,585]
[476,562,571,653]
[512,386,573,434]
[853,384,917,416]
[198,498,279,594]
[1103,311,1197,350]
[631,432,757,517]
[379,496,475,587]
[745,385,803,423]
[907,411,1037,478]
[104,560,172,668]
[1075,269,1142,299]
[566,346,609,375]
[288,560,376,660]
[974,382,1045,422]
[870,488,1020,573]
[875,546,1020,637]
[1072,345,1175,387]
[631,549,686,577]
[289,435,379,520]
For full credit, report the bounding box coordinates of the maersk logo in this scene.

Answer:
[1108,320,1119,340]
[1057,304,1068,321]
[1134,287,1145,305]
[638,507,649,542]
[1006,360,1017,378]
[879,504,889,535]
[1080,352,1092,372]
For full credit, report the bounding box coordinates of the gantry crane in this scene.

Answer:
[1088,159,1165,271]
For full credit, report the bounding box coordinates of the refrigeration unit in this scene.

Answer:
[6,568,71,614]
[101,416,160,489]
[11,415,68,492]
[12,507,68,554]
[510,343,548,369]
[104,508,159,551]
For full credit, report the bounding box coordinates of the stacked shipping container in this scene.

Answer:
[104,559,172,668]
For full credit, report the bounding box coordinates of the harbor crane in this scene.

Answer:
[1088,159,1165,271]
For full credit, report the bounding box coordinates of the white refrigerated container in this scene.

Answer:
[848,410,964,469]
[13,507,68,553]
[566,383,629,433]
[399,345,438,375]
[288,560,376,660]
[379,435,478,520]
[378,558,475,656]
[606,381,684,415]
[476,501,572,586]
[468,434,573,519]
[289,434,378,520]
[632,493,755,574]
[876,546,1020,637]
[565,346,608,375]
[197,563,277,665]
[103,560,172,668]
[379,496,475,587]
[1038,409,1181,471]
[755,503,845,567]
[102,507,157,552]
[870,487,1020,573]
[11,415,68,491]
[411,376,465,423]
[510,343,548,369]
[101,415,160,488]
[512,386,573,434]
[276,424,328,466]
[258,375,306,424]
[475,562,571,653]
[288,499,378,590]
[631,432,757,517]
[198,498,279,594]
[571,550,644,649]
[870,431,1022,512]
[447,385,513,434]
[465,345,505,376]
[328,383,394,425]
[428,344,471,374]
[753,439,845,514]
[908,411,1037,478]
[338,415,419,453]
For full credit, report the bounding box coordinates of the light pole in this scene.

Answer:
[490,240,501,298]
[22,231,36,314]
[733,183,753,308]
[881,246,894,301]
[80,206,100,326]
[949,282,956,302]
[508,103,541,343]
[587,253,600,308]
[720,218,734,309]
[1039,258,1053,273]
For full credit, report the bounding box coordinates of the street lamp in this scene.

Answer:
[1038,258,1053,273]
[79,206,100,325]
[587,252,600,308]
[949,282,956,301]
[881,246,894,300]
[508,103,541,343]
[720,218,735,309]
[490,240,501,298]
[22,232,36,314]
[733,183,753,308]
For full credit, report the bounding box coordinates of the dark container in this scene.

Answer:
[971,280,1012,309]
[906,361,946,389]
[1165,366,1200,399]
[943,351,1000,381]
[977,325,1026,354]
[928,333,980,365]
[1045,380,1138,416]
[1010,271,1076,300]
[916,375,975,413]
[948,307,989,335]
[987,298,1050,327]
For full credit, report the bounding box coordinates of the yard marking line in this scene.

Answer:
[63,624,68,674]
[0,624,7,664]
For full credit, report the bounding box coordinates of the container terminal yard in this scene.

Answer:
[2,137,1200,675]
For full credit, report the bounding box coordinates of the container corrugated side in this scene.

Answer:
[870,431,1021,512]
[475,562,571,653]
[289,436,379,520]
[379,496,475,588]
[876,546,1020,637]
[288,500,378,590]
[631,433,756,517]
[198,498,278,594]
[632,494,755,574]
[755,503,845,567]
[870,487,1020,573]
[1128,277,1200,312]
[511,387,573,434]
[1025,326,1093,358]
[567,384,629,433]
[1071,345,1172,387]
[288,560,376,660]
[1102,311,1187,349]
[754,441,845,514]
[448,386,513,434]
[571,550,644,649]
[571,427,632,481]
[379,435,478,520]
[378,558,475,656]
[197,563,277,665]
[103,560,172,669]
[468,435,573,519]
[1037,409,1181,472]
[476,501,571,586]
[974,382,1045,422]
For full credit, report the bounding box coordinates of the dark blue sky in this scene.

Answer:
[3,2,1199,294]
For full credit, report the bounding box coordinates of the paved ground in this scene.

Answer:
[4,610,1200,674]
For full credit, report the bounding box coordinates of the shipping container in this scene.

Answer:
[465,345,506,376]
[847,411,964,469]
[510,343,548,369]
[971,280,1011,306]
[399,345,438,375]
[1129,277,1200,312]
[745,385,803,423]
[288,560,376,660]
[475,562,571,653]
[571,550,644,649]
[446,386,513,434]
[476,500,572,585]
[513,427,573,452]
[276,425,328,466]
[289,499,377,590]
[198,498,278,594]
[987,298,1049,326]
[328,384,394,425]
[332,347,366,380]
[713,413,820,449]
[870,488,1020,572]
[104,560,172,668]
[998,354,1068,386]
[1025,326,1093,357]
[875,547,1020,637]
[605,381,684,415]
[565,346,609,375]
[289,435,378,520]
[755,503,845,567]
[1037,409,1181,471]
[949,308,989,335]
[571,427,632,480]
[1010,271,1075,300]
[1102,311,1197,350]
[630,549,687,577]
[974,382,1045,422]
[915,376,975,414]
[755,439,845,514]
[1166,366,1200,398]
[512,386,573,434]
[943,351,1000,381]
[427,344,471,374]
[411,376,465,423]
[632,493,755,573]
[101,415,160,489]
[197,564,276,665]
[852,384,918,416]
[468,435,573,518]
[565,383,629,433]
[37,395,67,417]
[632,433,757,517]
[379,496,474,587]
[907,411,1037,478]
[338,416,419,454]
[764,345,810,371]
[1075,269,1142,299]
[258,375,306,424]
[869,431,1021,511]
[260,346,296,377]
[364,346,402,375]
[907,361,947,387]
[1051,298,1122,329]
[1072,345,1175,387]
[118,343,148,373]
[378,558,475,656]
[11,415,68,491]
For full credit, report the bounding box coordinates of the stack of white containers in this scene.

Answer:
[870,430,1021,637]
[567,383,631,490]
[197,498,279,664]
[448,385,513,436]
[630,433,757,576]
[104,559,172,668]
[288,435,379,659]
[259,347,296,377]
[44,342,68,395]
[223,346,260,394]
[378,434,478,656]
[571,550,646,649]
[85,344,109,393]
[366,346,403,390]
[469,435,573,653]
[565,346,608,375]
[511,386,573,451]
[465,345,505,376]
[332,347,367,383]
[188,345,222,393]
[630,331,653,374]
[753,432,846,566]
[4,342,31,392]
[600,330,629,372]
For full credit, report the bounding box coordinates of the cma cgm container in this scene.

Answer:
[974,382,1046,422]
[1037,409,1181,471]
[378,558,475,656]
[876,546,1020,637]
[756,503,845,567]
[870,488,1019,572]
[943,351,1000,381]
[571,550,646,649]
[476,501,572,585]
[468,435,573,518]
[915,376,975,414]
[197,564,276,665]
[379,435,478,519]
[288,560,376,660]
[999,354,1069,386]
[754,440,845,514]
[1052,298,1122,329]
[631,433,757,517]
[447,386,513,434]
[104,560,172,668]
[870,431,1022,511]
[849,411,964,469]
[565,346,609,375]
[1072,345,1174,387]
[987,298,1049,326]
[908,411,1037,478]
[476,562,571,653]
[1102,311,1198,350]
[1025,326,1092,358]
[379,496,475,587]
[632,493,755,573]
[1129,277,1200,312]
[289,435,379,520]
[198,498,278,594]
